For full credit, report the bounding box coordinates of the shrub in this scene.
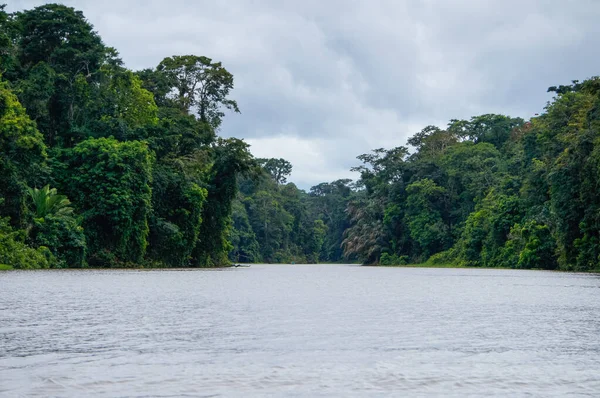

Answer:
[0,217,55,269]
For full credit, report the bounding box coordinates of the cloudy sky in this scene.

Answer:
[8,0,600,189]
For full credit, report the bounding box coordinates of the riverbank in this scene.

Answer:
[372,262,600,273]
[368,262,464,269]
[2,262,598,273]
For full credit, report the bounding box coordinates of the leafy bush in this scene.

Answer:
[26,185,87,268]
[503,221,558,270]
[29,215,86,268]
[379,253,408,266]
[427,249,457,265]
[0,217,55,269]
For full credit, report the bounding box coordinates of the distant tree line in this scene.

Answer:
[229,157,352,264]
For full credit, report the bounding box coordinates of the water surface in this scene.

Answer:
[1,265,599,396]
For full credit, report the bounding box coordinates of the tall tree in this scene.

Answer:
[156,55,239,128]
[12,3,117,145]
[0,81,47,226]
[56,137,153,266]
[257,158,293,185]
[192,138,255,266]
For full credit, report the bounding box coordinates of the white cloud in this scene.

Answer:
[8,0,600,188]
[245,135,357,188]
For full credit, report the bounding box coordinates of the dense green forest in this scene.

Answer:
[1,4,600,271]
[336,78,600,272]
[0,3,259,268]
[228,78,600,272]
[225,72,600,272]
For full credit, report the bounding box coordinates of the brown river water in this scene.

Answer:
[1,264,599,397]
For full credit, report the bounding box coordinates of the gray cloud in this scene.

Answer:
[8,0,600,188]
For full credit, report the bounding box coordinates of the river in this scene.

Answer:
[1,265,599,397]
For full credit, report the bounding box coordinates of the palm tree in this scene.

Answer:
[28,185,74,218]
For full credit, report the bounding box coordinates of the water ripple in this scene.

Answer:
[1,265,599,397]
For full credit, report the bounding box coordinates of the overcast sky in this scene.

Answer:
[9,0,600,189]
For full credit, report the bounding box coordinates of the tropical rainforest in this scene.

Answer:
[1,4,600,272]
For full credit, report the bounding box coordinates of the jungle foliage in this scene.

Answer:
[2,3,599,272]
[0,3,252,268]
[340,82,600,271]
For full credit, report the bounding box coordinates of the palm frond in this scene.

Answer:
[28,185,74,218]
